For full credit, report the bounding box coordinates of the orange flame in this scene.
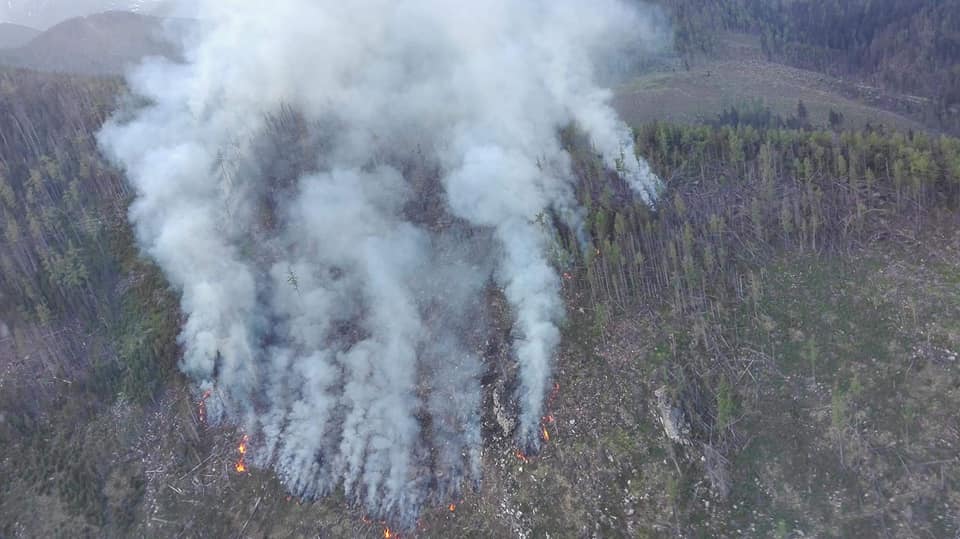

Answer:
[515,449,529,463]
[542,426,550,442]
[234,434,249,473]
[238,435,248,455]
[448,503,456,512]
[383,528,394,539]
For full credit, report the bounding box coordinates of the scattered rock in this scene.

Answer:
[654,386,692,445]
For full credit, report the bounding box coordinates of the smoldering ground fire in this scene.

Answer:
[98,0,664,529]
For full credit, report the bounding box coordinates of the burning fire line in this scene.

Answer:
[197,389,212,424]
[515,382,562,459]
[234,434,249,473]
[548,382,560,404]
[360,514,399,538]
[542,413,556,442]
[359,503,450,538]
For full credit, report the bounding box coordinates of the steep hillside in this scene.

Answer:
[1,66,959,537]
[0,23,40,49]
[0,5,958,538]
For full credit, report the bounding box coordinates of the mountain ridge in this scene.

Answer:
[0,22,40,49]
[0,11,180,75]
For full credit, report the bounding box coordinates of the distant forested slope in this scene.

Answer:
[655,0,960,132]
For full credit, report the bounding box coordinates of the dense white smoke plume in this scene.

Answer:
[99,0,663,527]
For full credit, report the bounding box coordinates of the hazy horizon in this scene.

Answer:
[0,0,170,29]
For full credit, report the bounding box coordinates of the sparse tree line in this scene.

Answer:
[549,116,960,466]
[561,119,960,316]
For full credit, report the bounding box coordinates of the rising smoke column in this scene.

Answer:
[99,0,664,527]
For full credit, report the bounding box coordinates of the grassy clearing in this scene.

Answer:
[613,33,925,132]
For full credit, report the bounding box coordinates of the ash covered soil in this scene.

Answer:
[3,224,958,538]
